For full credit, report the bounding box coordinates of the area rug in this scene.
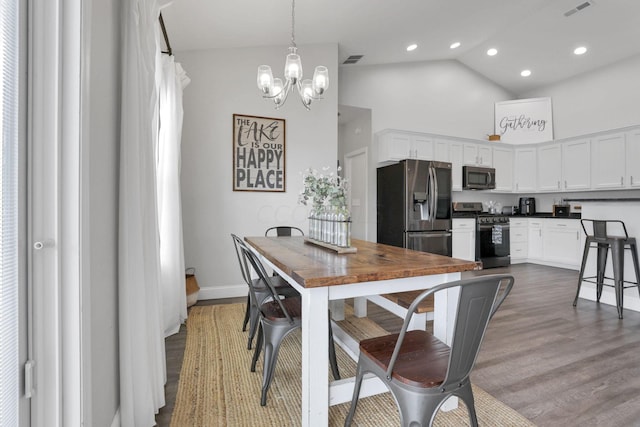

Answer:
[170,304,535,427]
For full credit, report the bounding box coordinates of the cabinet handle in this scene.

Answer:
[632,176,635,186]
[577,231,579,240]
[557,224,566,227]
[621,177,624,186]
[564,180,568,189]
[557,181,560,189]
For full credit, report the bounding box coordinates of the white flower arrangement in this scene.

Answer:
[298,166,348,210]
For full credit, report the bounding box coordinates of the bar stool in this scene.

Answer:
[573,219,640,319]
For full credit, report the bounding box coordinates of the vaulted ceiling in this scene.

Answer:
[162,0,640,95]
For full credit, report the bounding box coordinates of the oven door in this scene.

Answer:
[477,223,510,268]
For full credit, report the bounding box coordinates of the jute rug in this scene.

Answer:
[170,304,535,427]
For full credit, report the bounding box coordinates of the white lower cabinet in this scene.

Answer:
[512,218,583,270]
[542,219,583,269]
[527,219,544,261]
[509,218,528,263]
[452,218,476,261]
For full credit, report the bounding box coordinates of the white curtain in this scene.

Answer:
[119,0,172,425]
[158,54,190,336]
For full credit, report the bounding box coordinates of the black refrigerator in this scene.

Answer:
[377,159,453,256]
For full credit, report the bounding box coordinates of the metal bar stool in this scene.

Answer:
[574,219,640,319]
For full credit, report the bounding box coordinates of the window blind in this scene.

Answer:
[0,0,20,425]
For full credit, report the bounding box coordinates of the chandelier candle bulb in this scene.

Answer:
[312,66,329,94]
[257,65,274,94]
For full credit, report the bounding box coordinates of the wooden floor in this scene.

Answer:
[157,264,640,426]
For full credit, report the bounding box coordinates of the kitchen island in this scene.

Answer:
[244,236,477,427]
[572,199,640,312]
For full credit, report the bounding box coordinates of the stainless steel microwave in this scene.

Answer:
[462,165,496,190]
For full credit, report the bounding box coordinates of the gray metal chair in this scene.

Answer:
[574,219,640,319]
[345,274,514,427]
[264,225,305,237]
[231,234,298,350]
[237,239,340,406]
[239,226,305,334]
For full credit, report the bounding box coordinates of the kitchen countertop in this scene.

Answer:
[453,212,581,219]
[563,198,640,202]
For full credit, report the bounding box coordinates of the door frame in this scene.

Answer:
[343,148,369,241]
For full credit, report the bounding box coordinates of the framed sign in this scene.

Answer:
[233,114,286,192]
[494,97,553,144]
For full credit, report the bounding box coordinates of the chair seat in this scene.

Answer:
[360,330,450,388]
[261,296,302,321]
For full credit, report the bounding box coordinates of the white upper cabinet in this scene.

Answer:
[450,141,464,191]
[562,138,591,190]
[514,147,537,192]
[411,134,434,160]
[626,129,640,188]
[537,144,562,192]
[377,131,433,165]
[492,146,513,192]
[433,139,450,162]
[375,126,639,194]
[463,143,492,166]
[591,132,626,189]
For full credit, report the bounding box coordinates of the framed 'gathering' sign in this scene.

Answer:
[233,114,286,192]
[494,97,553,144]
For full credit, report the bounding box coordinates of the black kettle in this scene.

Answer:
[519,197,536,216]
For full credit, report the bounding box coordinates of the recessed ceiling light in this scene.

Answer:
[450,42,461,49]
[521,69,532,77]
[406,44,418,52]
[574,46,587,55]
[487,48,498,56]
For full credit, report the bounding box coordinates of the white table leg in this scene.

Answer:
[300,287,329,427]
[353,296,367,317]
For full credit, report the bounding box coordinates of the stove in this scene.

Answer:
[477,214,510,225]
[452,202,511,269]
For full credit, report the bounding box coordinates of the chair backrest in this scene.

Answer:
[386,274,514,389]
[580,219,629,240]
[231,233,253,286]
[265,226,304,237]
[237,240,296,324]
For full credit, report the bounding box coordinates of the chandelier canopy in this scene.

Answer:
[256,0,329,110]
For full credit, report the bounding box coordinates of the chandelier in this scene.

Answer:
[256,0,329,110]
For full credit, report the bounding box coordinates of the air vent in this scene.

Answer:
[343,55,363,65]
[564,1,594,17]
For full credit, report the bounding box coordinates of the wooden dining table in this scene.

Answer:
[244,236,478,427]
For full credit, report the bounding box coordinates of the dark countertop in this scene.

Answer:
[563,198,640,202]
[453,212,581,219]
[510,212,581,219]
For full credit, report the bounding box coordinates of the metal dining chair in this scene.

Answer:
[238,226,305,334]
[231,234,299,350]
[264,225,305,237]
[345,274,514,427]
[237,239,341,406]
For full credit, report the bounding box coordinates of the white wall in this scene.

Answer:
[339,60,514,139]
[83,0,121,425]
[177,43,338,297]
[522,54,640,139]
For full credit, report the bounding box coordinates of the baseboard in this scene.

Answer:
[197,284,246,300]
[110,408,120,427]
[578,283,640,312]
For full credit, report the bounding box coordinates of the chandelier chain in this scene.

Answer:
[291,0,296,48]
